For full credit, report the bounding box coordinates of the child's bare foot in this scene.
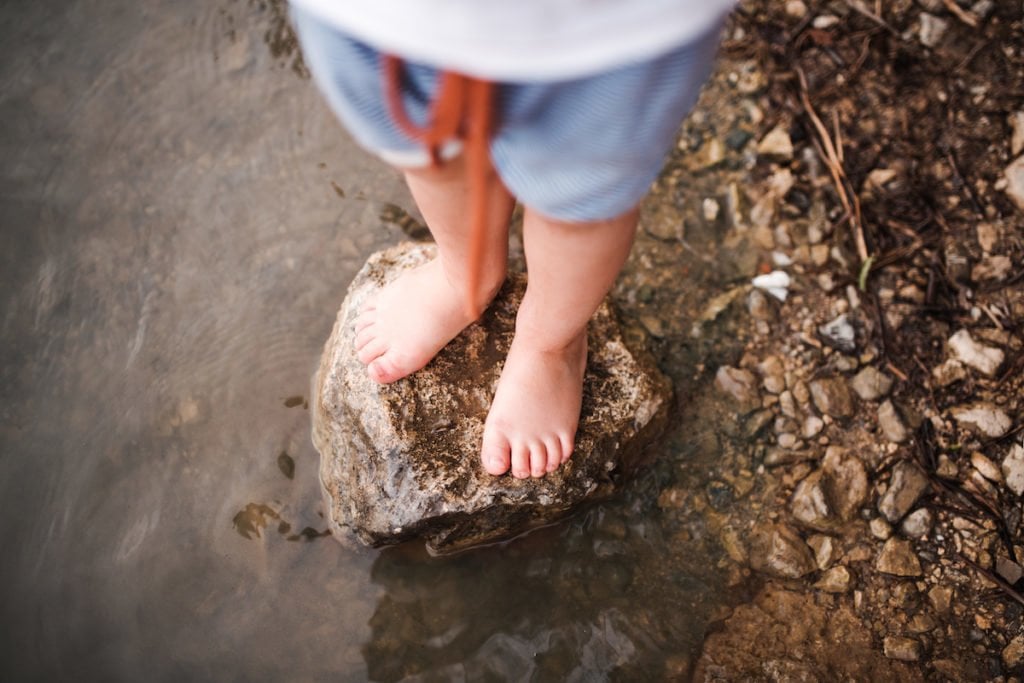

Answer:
[355,258,492,384]
[480,331,586,478]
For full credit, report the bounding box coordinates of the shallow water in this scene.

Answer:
[1,1,749,680]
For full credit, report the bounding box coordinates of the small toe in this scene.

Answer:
[357,338,388,365]
[355,317,375,334]
[529,441,548,478]
[510,441,530,479]
[368,356,402,384]
[543,437,562,472]
[481,429,511,476]
[355,326,376,351]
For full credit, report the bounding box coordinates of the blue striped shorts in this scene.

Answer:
[292,8,724,222]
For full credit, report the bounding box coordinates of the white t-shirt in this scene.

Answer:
[289,0,736,81]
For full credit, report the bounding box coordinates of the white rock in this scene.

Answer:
[878,400,909,443]
[803,415,824,439]
[1003,443,1024,496]
[702,197,720,222]
[752,270,791,302]
[1006,155,1024,213]
[948,329,1004,376]
[932,358,967,386]
[918,13,949,48]
[757,124,794,160]
[850,365,893,401]
[785,0,808,18]
[901,508,934,539]
[812,14,839,29]
[952,403,1012,438]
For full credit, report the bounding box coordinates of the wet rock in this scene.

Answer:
[948,329,1004,376]
[822,446,868,521]
[878,400,909,443]
[814,565,852,593]
[1004,634,1024,669]
[313,244,672,553]
[810,376,854,418]
[850,366,893,401]
[756,124,793,160]
[1003,443,1024,496]
[749,523,816,578]
[714,366,761,414]
[918,13,948,48]
[1006,155,1024,213]
[791,470,834,531]
[876,538,923,577]
[818,314,856,353]
[900,508,933,539]
[883,636,921,662]
[878,461,930,523]
[951,403,1011,438]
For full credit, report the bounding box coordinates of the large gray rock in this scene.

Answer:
[312,243,672,554]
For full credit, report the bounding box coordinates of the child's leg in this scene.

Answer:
[480,206,638,478]
[356,155,514,383]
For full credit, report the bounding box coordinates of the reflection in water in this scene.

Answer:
[362,476,721,681]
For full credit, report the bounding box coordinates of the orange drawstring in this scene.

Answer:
[383,56,495,319]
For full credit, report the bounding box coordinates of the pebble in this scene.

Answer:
[878,461,930,523]
[870,517,893,540]
[814,565,852,593]
[812,14,839,29]
[971,452,1002,483]
[908,613,936,634]
[809,377,854,418]
[807,534,836,569]
[746,289,775,321]
[1003,443,1024,496]
[883,635,922,662]
[876,538,924,577]
[976,222,1001,252]
[972,255,1012,282]
[900,508,934,539]
[928,585,953,613]
[1004,635,1024,669]
[1011,111,1024,157]
[997,556,1024,585]
[748,523,816,578]
[918,13,948,48]
[714,366,761,414]
[791,470,833,531]
[1006,155,1024,213]
[878,400,910,443]
[822,446,868,521]
[784,0,808,19]
[802,415,824,439]
[777,432,799,449]
[702,197,720,222]
[818,314,856,353]
[850,366,893,401]
[932,358,967,387]
[778,390,798,418]
[756,124,793,160]
[951,403,1012,438]
[948,329,1004,376]
[791,380,810,404]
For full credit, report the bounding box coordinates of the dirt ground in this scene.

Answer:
[667,0,1024,678]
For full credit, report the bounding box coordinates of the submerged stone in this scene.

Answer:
[312,244,672,554]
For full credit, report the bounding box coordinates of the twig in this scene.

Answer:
[942,0,979,28]
[795,66,869,264]
[959,555,1024,608]
[844,0,899,36]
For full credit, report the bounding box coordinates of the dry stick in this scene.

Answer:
[942,0,980,28]
[795,67,869,263]
[959,554,1024,608]
[844,0,899,36]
